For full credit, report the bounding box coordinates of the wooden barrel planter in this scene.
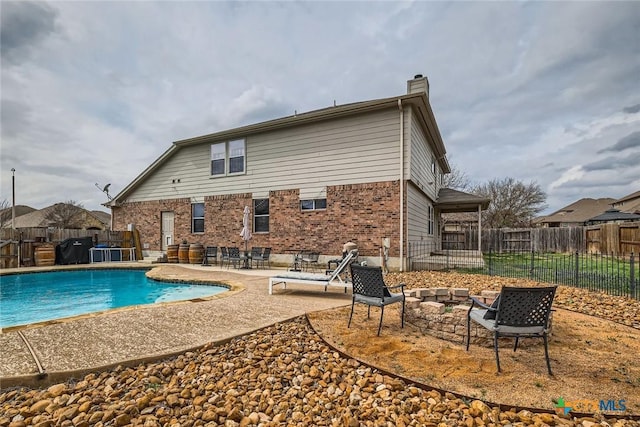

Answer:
[178,243,190,264]
[189,243,204,264]
[34,245,56,267]
[167,244,179,263]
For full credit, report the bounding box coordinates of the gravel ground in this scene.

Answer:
[1,268,639,426]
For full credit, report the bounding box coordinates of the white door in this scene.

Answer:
[161,211,174,251]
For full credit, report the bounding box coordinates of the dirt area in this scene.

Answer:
[308,303,640,415]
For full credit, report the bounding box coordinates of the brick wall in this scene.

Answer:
[112,180,401,257]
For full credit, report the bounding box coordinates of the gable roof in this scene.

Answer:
[91,210,112,228]
[435,188,490,213]
[612,190,640,214]
[540,198,615,224]
[0,205,37,224]
[613,190,640,205]
[109,91,450,206]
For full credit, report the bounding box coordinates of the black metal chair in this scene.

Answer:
[219,246,229,268]
[252,247,271,269]
[226,247,243,269]
[201,246,218,266]
[349,264,405,336]
[466,286,557,375]
[301,252,321,272]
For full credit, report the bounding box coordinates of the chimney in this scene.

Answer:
[407,74,429,96]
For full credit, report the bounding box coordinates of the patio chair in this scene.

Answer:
[348,264,405,336]
[201,246,218,266]
[466,286,557,375]
[301,252,321,272]
[226,247,244,269]
[252,247,271,269]
[250,246,263,262]
[219,246,229,268]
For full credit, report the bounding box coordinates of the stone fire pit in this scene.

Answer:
[404,288,552,347]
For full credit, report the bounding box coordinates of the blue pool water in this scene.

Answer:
[0,269,227,328]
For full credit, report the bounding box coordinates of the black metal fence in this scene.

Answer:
[408,241,638,300]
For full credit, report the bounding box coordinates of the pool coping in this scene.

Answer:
[1,266,243,333]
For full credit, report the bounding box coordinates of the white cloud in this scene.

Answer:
[549,166,586,191]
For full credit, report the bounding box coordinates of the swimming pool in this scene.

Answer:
[0,269,228,329]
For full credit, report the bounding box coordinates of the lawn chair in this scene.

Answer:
[252,247,271,269]
[301,252,320,272]
[226,247,243,269]
[201,246,218,266]
[466,286,557,375]
[348,264,405,336]
[219,247,229,268]
[269,249,357,294]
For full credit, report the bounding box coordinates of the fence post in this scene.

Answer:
[574,251,579,286]
[631,252,636,300]
[530,249,535,280]
[489,247,493,276]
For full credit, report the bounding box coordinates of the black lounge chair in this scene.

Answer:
[348,264,405,336]
[466,286,557,375]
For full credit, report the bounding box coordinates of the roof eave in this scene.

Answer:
[109,144,178,206]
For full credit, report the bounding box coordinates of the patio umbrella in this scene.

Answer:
[239,206,252,253]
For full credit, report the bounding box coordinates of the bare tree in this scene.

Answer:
[473,178,547,228]
[0,199,10,228]
[442,164,472,190]
[44,200,85,229]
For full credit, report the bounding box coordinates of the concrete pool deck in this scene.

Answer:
[0,262,352,388]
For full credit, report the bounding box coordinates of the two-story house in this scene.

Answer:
[109,75,482,270]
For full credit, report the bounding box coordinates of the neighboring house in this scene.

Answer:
[91,210,112,230]
[612,190,640,215]
[536,198,615,228]
[10,204,108,230]
[0,205,36,229]
[586,208,640,225]
[109,75,483,270]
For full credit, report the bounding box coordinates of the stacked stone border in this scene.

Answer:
[404,288,552,347]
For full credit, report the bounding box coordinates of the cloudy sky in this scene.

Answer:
[1,1,639,215]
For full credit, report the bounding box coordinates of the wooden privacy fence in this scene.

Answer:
[442,224,639,255]
[586,223,640,255]
[443,227,586,253]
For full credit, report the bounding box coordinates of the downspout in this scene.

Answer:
[398,99,404,271]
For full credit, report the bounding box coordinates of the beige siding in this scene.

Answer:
[125,109,402,202]
[407,183,436,243]
[408,111,439,201]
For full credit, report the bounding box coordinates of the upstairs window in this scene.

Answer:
[211,139,245,176]
[229,139,245,173]
[192,203,204,233]
[301,199,327,211]
[254,199,269,233]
